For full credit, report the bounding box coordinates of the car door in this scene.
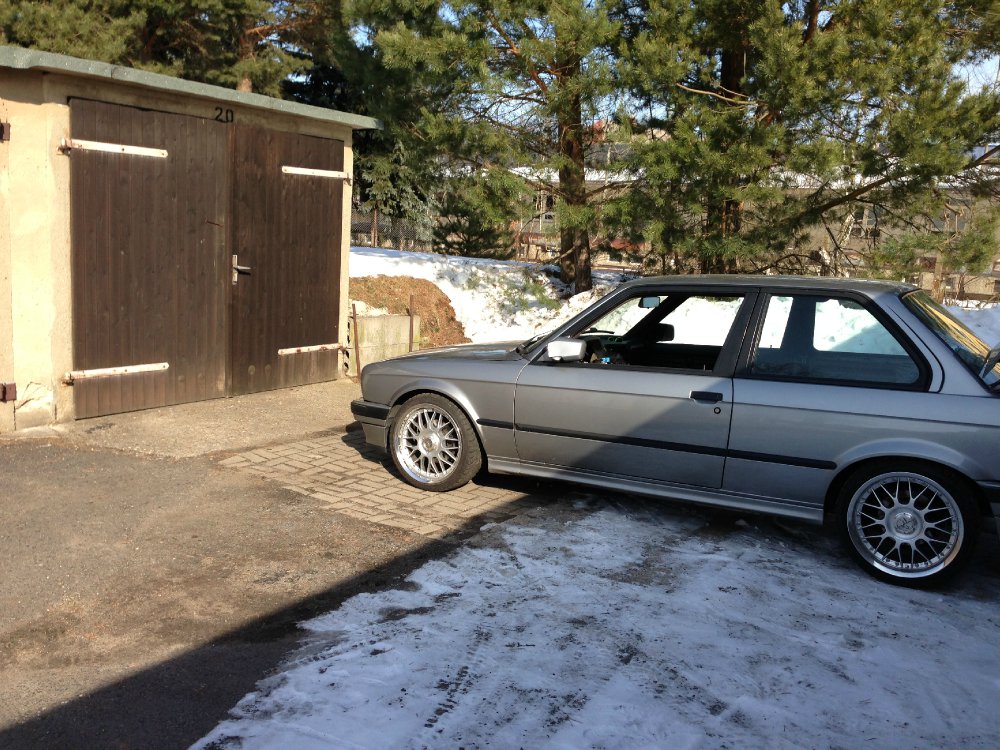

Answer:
[513,288,755,489]
[725,291,932,508]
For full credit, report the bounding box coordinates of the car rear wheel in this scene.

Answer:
[836,463,979,586]
[390,394,482,492]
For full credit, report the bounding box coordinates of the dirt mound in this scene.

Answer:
[349,276,470,349]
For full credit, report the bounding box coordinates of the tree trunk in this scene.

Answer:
[701,42,747,275]
[703,197,743,273]
[556,60,592,292]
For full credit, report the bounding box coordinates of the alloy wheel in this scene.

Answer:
[846,472,964,579]
[394,405,463,484]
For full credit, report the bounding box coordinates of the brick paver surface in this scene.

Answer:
[218,430,539,538]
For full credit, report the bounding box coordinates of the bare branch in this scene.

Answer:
[675,81,753,106]
[483,11,550,97]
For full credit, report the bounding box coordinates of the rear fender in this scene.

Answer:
[834,438,989,482]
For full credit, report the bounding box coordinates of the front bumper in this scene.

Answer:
[350,399,391,451]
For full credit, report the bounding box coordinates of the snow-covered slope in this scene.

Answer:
[349,247,621,343]
[350,246,1000,346]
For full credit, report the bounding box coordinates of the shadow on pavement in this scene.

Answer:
[0,502,535,750]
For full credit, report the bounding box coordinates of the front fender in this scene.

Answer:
[388,377,486,427]
[383,374,520,461]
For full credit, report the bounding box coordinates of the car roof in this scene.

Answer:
[621,274,917,297]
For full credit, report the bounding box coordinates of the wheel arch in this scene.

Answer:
[823,455,991,520]
[388,386,487,458]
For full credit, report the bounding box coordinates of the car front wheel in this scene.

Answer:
[389,394,482,492]
[836,463,979,586]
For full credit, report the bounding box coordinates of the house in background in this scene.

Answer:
[0,46,377,432]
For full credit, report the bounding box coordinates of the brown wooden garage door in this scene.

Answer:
[69,101,346,417]
[69,99,229,419]
[229,125,344,395]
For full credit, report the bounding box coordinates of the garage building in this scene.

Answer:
[0,46,377,432]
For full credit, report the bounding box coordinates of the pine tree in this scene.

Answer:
[345,0,624,291]
[1,0,316,95]
[609,0,1000,274]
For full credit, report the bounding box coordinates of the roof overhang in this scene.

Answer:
[0,45,380,131]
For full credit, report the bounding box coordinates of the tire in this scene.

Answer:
[835,462,979,587]
[389,394,482,492]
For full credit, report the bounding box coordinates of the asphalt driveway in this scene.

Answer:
[0,381,552,749]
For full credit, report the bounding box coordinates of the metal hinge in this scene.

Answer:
[281,165,351,184]
[59,138,168,159]
[63,362,169,384]
[277,343,344,356]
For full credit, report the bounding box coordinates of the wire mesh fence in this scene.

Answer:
[350,211,434,252]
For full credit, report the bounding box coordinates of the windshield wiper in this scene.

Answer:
[514,334,541,355]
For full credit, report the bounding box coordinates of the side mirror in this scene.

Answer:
[546,338,587,362]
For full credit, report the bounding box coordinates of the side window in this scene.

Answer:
[750,294,921,386]
[570,292,746,371]
[812,298,909,355]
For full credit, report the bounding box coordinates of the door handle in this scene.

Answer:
[232,254,252,284]
[690,390,723,403]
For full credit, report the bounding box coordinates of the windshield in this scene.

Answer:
[902,291,1000,389]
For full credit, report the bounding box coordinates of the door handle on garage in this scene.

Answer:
[690,390,723,403]
[231,254,252,284]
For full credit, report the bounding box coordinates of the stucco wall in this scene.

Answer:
[0,70,74,429]
[0,57,363,432]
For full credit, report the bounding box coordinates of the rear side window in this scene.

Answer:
[750,295,922,386]
[902,290,1000,389]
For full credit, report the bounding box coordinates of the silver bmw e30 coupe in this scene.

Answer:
[351,276,1000,586]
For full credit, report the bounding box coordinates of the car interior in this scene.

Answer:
[575,294,730,372]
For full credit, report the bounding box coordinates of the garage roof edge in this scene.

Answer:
[0,45,381,131]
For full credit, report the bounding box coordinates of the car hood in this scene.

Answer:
[388,341,522,362]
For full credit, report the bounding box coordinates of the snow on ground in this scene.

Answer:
[952,305,1000,346]
[193,499,1000,750]
[349,246,1000,347]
